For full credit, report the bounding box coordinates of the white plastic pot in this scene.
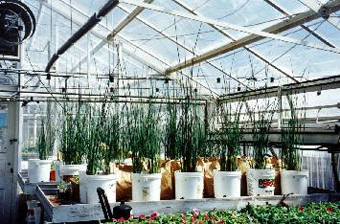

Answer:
[132,173,162,202]
[246,168,275,196]
[28,159,52,183]
[78,165,88,203]
[60,164,82,176]
[175,171,204,199]
[214,170,241,198]
[83,174,117,204]
[281,169,308,195]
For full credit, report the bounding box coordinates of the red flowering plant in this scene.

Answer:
[105,202,340,223]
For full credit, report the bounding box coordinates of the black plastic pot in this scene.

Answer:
[113,201,132,220]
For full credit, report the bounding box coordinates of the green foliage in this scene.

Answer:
[164,103,180,160]
[57,180,69,193]
[177,101,207,172]
[36,119,54,160]
[85,105,103,175]
[103,201,340,223]
[60,105,87,165]
[281,95,303,171]
[60,102,122,175]
[246,101,275,169]
[100,108,122,174]
[125,103,162,174]
[219,103,243,171]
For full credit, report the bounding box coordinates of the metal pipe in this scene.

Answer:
[45,0,119,73]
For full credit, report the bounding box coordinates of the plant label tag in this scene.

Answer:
[258,179,275,188]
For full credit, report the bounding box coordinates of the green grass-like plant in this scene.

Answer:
[37,119,55,160]
[126,103,162,174]
[246,101,275,169]
[281,95,303,171]
[85,105,102,175]
[100,106,122,174]
[60,106,87,165]
[177,98,207,172]
[219,103,243,171]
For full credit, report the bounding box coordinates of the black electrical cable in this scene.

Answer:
[45,0,119,73]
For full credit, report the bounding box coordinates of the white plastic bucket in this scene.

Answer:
[84,174,117,204]
[78,166,87,203]
[175,171,204,199]
[214,170,241,198]
[246,168,275,196]
[132,173,162,202]
[60,164,81,176]
[28,159,52,183]
[281,169,308,195]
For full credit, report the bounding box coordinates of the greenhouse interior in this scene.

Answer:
[0,0,340,223]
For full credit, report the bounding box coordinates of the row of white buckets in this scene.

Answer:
[28,160,309,203]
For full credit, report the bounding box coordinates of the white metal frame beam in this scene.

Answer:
[121,0,340,56]
[50,0,218,95]
[43,0,167,73]
[264,0,338,48]
[161,0,340,74]
[172,0,298,83]
[298,0,340,31]
[70,0,154,73]
[117,4,252,90]
[218,74,340,102]
[40,0,218,96]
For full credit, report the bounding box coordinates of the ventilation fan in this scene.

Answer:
[0,0,36,47]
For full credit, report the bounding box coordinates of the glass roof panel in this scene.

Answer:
[248,19,340,81]
[120,19,193,65]
[19,0,340,100]
[275,0,310,14]
[183,0,286,30]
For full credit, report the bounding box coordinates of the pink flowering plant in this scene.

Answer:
[104,202,340,223]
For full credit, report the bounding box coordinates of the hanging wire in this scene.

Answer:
[24,49,66,111]
[249,19,327,81]
[218,0,251,20]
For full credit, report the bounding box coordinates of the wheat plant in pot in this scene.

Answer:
[59,105,87,173]
[125,103,162,202]
[28,119,55,183]
[59,105,88,201]
[280,96,308,195]
[172,97,208,200]
[246,102,276,196]
[214,103,243,198]
[81,103,120,204]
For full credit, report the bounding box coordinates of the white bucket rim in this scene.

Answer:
[85,174,117,181]
[214,170,241,176]
[281,169,309,176]
[247,168,275,173]
[175,171,203,177]
[61,164,81,168]
[132,173,162,179]
[29,159,52,165]
[28,159,40,162]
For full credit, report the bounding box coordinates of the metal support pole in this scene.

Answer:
[331,152,340,192]
[277,87,283,130]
